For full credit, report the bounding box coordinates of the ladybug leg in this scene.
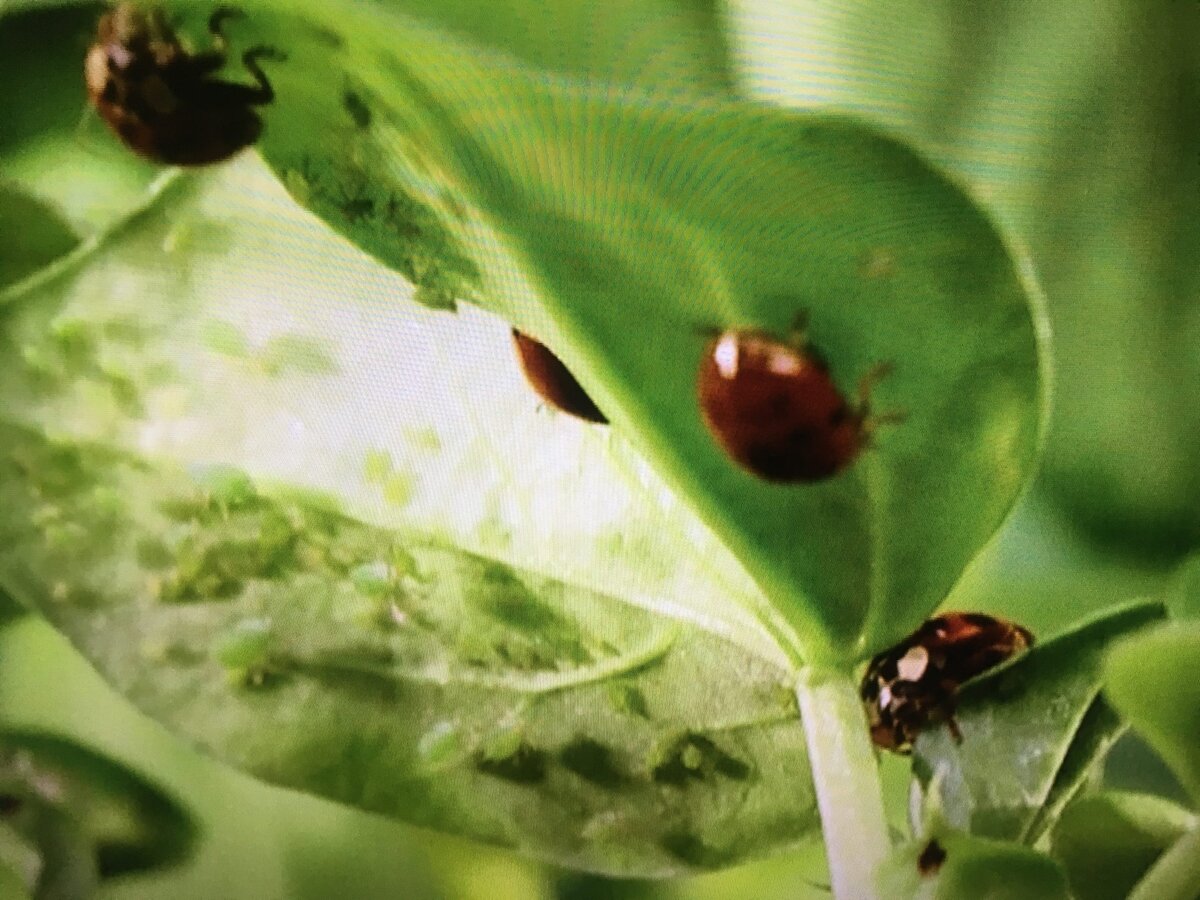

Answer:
[856,361,906,445]
[946,716,964,744]
[865,408,908,432]
[785,309,810,348]
[177,7,242,77]
[856,361,895,410]
[239,46,287,104]
[207,6,245,52]
[863,409,908,440]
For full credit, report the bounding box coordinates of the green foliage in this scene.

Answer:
[0,186,77,292]
[14,0,1194,895]
[1167,554,1200,621]
[368,0,737,97]
[0,616,456,900]
[0,729,196,898]
[729,0,1200,559]
[1105,622,1200,804]
[877,832,1070,900]
[1051,792,1196,900]
[912,602,1165,843]
[0,5,163,237]
[0,590,25,631]
[191,0,1043,660]
[0,820,40,900]
[0,421,815,875]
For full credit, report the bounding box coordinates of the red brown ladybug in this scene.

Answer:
[85,3,284,166]
[696,318,897,481]
[860,612,1035,754]
[512,330,607,424]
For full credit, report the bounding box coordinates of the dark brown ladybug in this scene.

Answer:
[512,330,607,424]
[860,612,1034,754]
[85,3,283,166]
[697,323,894,482]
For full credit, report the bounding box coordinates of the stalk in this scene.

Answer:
[795,665,891,900]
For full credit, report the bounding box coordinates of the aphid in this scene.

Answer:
[85,3,284,165]
[860,612,1035,754]
[696,319,895,482]
[512,330,607,424]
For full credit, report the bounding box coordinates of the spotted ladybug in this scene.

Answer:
[85,3,284,166]
[512,330,607,424]
[860,612,1034,754]
[697,321,895,482]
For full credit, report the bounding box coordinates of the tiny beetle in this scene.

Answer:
[917,840,947,876]
[85,3,284,166]
[512,330,607,424]
[860,612,1034,754]
[696,320,896,482]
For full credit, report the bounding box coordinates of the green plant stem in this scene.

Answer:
[795,664,890,900]
[1128,826,1200,900]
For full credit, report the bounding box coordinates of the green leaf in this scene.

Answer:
[152,0,735,314]
[1167,554,1200,621]
[913,601,1166,843]
[877,832,1070,900]
[0,590,25,631]
[0,861,33,900]
[200,0,1044,659]
[728,0,1200,558]
[0,0,1037,866]
[0,136,818,871]
[0,185,77,292]
[13,807,97,900]
[0,823,39,900]
[0,729,194,883]
[367,0,737,97]
[0,5,164,237]
[1105,622,1200,803]
[0,421,814,875]
[1050,792,1197,900]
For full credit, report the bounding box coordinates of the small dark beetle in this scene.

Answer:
[917,839,947,876]
[512,330,607,424]
[697,321,895,482]
[85,3,283,165]
[860,612,1034,753]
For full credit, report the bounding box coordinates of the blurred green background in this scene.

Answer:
[2,0,1197,896]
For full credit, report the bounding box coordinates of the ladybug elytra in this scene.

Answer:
[696,321,896,482]
[512,330,606,424]
[860,612,1034,753]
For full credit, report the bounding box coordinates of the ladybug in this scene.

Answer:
[860,612,1034,754]
[512,330,607,424]
[696,320,896,482]
[85,3,284,166]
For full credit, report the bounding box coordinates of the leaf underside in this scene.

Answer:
[235,0,1045,658]
[0,419,815,875]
